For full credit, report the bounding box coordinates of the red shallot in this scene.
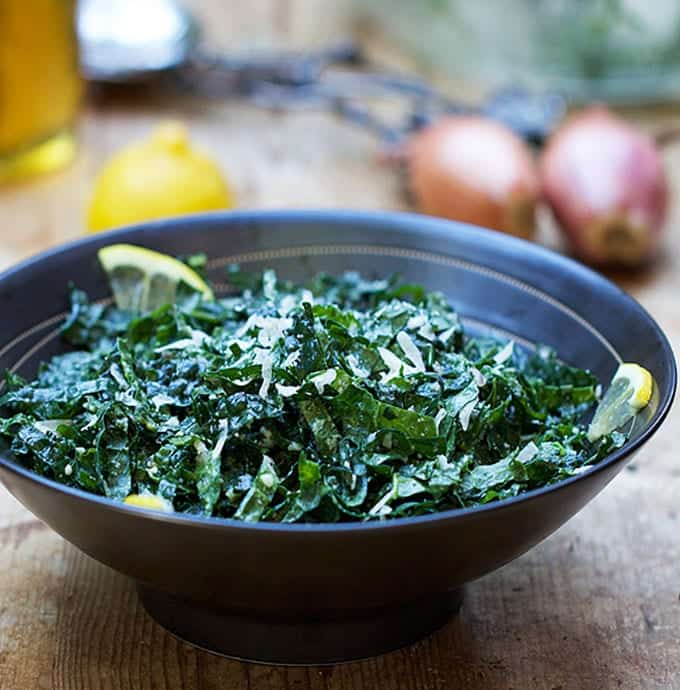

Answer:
[540,106,668,266]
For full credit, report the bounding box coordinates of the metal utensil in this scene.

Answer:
[77,0,361,87]
[78,0,199,82]
[76,0,564,145]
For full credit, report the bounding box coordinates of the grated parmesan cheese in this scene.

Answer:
[253,348,274,398]
[516,441,539,463]
[459,400,476,431]
[396,331,425,372]
[34,419,69,435]
[156,329,209,353]
[238,315,293,348]
[406,314,427,330]
[493,341,514,365]
[278,294,298,315]
[284,350,300,368]
[346,353,368,378]
[378,347,409,383]
[151,394,176,409]
[471,367,487,387]
[275,383,300,397]
[309,368,336,394]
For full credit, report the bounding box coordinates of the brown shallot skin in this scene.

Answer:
[540,107,668,267]
[407,117,540,239]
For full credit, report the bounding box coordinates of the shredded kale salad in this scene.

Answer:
[0,267,623,522]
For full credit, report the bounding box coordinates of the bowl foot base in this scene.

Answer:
[138,585,463,665]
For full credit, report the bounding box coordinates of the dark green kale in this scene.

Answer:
[0,269,622,522]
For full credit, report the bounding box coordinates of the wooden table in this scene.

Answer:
[1,3,679,688]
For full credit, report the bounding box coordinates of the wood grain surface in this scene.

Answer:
[1,2,679,689]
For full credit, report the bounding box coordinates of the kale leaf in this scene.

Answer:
[0,268,621,522]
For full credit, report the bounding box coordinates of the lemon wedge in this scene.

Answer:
[98,243,213,312]
[587,363,653,441]
[123,493,174,513]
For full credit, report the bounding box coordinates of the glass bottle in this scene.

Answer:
[0,0,82,183]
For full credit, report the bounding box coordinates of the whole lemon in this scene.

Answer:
[87,122,234,232]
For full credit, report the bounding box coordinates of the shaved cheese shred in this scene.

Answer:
[309,368,336,394]
[516,441,539,463]
[34,419,69,434]
[406,314,427,330]
[151,394,176,408]
[459,400,476,431]
[369,486,395,516]
[213,419,230,458]
[109,363,128,389]
[275,383,300,397]
[471,367,487,387]
[378,347,409,383]
[439,326,458,344]
[493,341,514,365]
[436,454,450,468]
[407,314,435,341]
[396,331,425,372]
[284,351,300,368]
[278,294,298,315]
[239,315,293,348]
[254,348,274,399]
[346,353,368,378]
[156,329,209,353]
[257,317,292,348]
[418,321,436,342]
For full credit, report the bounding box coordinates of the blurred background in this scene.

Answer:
[362,0,680,103]
[0,0,679,285]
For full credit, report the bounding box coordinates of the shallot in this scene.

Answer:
[540,106,668,266]
[407,117,540,239]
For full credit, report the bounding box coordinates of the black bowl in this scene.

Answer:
[0,211,675,665]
